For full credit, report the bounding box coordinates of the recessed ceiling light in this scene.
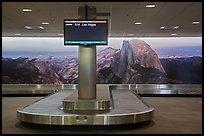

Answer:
[135,22,142,25]
[25,26,45,30]
[171,34,177,36]
[15,33,21,36]
[192,21,200,24]
[39,26,44,30]
[22,8,32,12]
[146,4,156,8]
[173,26,179,29]
[42,22,49,25]
[25,26,32,29]
[160,26,179,30]
[160,26,165,30]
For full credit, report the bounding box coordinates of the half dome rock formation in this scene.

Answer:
[98,39,167,83]
[117,39,166,77]
[130,39,165,73]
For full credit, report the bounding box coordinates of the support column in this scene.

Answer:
[78,6,97,99]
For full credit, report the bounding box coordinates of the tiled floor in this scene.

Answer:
[2,96,202,134]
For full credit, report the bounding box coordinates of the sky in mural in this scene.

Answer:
[2,37,202,58]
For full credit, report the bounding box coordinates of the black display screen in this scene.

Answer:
[64,19,108,46]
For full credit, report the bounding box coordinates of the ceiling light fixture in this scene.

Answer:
[146,4,156,8]
[173,26,179,29]
[160,26,165,30]
[22,8,32,12]
[25,26,44,30]
[15,33,21,36]
[160,26,179,30]
[42,22,49,25]
[135,22,142,25]
[192,21,200,24]
[25,26,32,29]
[39,26,44,30]
[171,34,177,36]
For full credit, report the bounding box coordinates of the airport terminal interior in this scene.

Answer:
[2,2,202,134]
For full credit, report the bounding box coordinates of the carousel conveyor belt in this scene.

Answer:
[16,85,154,125]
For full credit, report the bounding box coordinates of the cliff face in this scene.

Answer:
[99,39,167,83]
[33,59,62,84]
[48,57,78,84]
[131,39,165,72]
[115,39,165,77]
[96,47,121,83]
[97,47,120,71]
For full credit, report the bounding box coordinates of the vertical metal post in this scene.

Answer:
[78,6,97,99]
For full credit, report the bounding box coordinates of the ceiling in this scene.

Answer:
[2,2,202,37]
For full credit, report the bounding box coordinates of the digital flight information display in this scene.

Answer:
[64,19,108,46]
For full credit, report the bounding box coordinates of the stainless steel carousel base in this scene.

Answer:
[63,85,111,111]
[17,85,154,125]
